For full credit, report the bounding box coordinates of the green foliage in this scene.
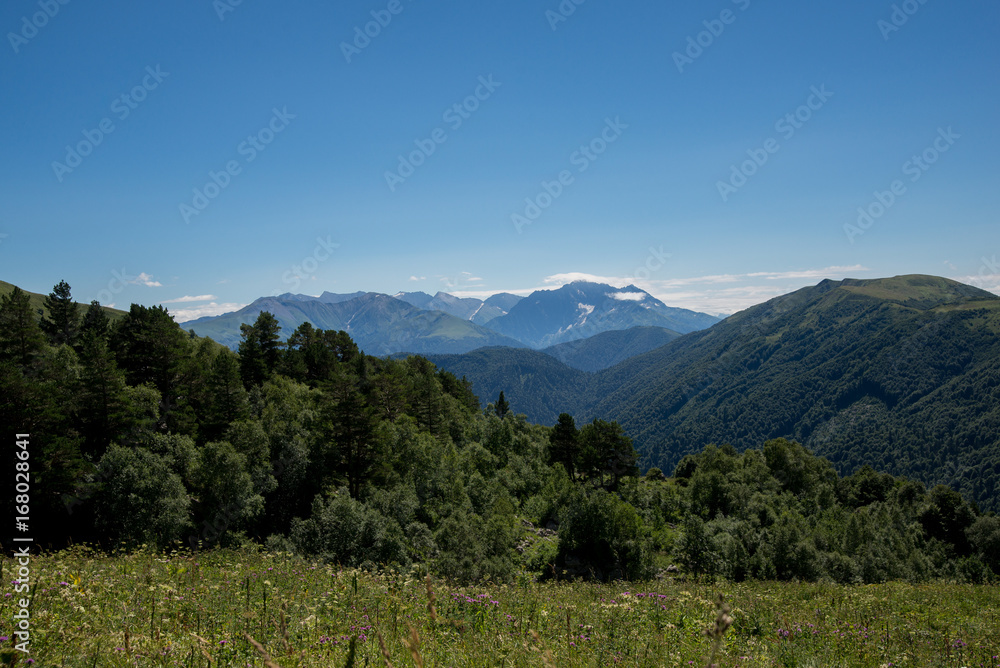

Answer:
[548,412,579,478]
[40,279,80,346]
[578,418,639,489]
[238,310,283,386]
[495,390,510,418]
[80,299,111,340]
[557,489,653,581]
[0,285,45,365]
[290,492,408,568]
[5,278,999,587]
[93,445,191,547]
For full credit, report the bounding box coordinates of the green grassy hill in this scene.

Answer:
[0,279,126,321]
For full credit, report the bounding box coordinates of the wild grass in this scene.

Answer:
[2,544,998,667]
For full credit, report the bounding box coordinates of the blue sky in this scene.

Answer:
[1,0,998,320]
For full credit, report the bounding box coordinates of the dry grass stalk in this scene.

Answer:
[424,574,438,622]
[243,633,284,668]
[704,594,734,668]
[280,600,291,654]
[530,630,556,668]
[403,625,424,668]
[376,629,396,668]
[191,634,215,664]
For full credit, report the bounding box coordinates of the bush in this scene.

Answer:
[558,490,653,581]
[290,491,408,567]
[93,445,190,548]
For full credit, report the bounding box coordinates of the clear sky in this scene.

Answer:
[2,0,998,321]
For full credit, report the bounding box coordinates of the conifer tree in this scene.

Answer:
[495,390,510,419]
[238,311,282,386]
[0,286,45,365]
[549,412,580,478]
[79,300,111,341]
[40,279,79,346]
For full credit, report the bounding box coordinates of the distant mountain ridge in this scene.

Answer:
[183,292,525,354]
[393,291,522,325]
[183,281,719,356]
[486,281,719,348]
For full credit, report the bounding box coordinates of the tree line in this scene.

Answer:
[1,281,998,584]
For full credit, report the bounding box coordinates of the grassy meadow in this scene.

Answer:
[2,545,999,667]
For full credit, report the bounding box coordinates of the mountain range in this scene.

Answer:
[180,292,524,355]
[181,281,719,355]
[427,275,1000,511]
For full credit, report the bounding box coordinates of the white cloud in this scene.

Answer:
[162,294,217,304]
[409,275,426,282]
[129,272,162,287]
[439,272,486,290]
[608,291,645,301]
[543,272,627,287]
[745,265,869,280]
[952,273,1000,296]
[173,302,247,323]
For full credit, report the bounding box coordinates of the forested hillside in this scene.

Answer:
[2,279,999,585]
[424,347,589,425]
[584,275,1000,511]
[542,325,682,372]
[429,276,1000,513]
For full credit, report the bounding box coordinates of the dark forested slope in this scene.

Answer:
[584,275,1000,510]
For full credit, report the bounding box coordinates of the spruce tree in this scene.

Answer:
[40,280,79,346]
[79,300,111,341]
[0,286,45,365]
[238,311,283,386]
[549,412,580,478]
[495,390,510,419]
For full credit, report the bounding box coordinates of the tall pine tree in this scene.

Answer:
[0,286,45,365]
[40,280,80,346]
[238,311,283,387]
[79,300,111,341]
[495,390,510,419]
[549,413,580,478]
